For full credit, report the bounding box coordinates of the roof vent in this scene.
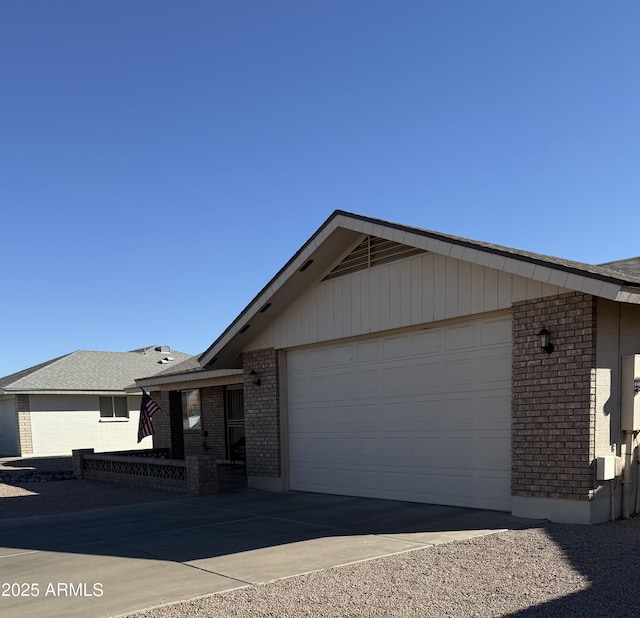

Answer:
[155,346,171,353]
[323,235,426,281]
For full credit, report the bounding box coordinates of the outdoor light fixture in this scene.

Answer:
[538,327,554,354]
[634,377,640,394]
[249,370,261,386]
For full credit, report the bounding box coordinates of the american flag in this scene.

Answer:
[137,389,161,443]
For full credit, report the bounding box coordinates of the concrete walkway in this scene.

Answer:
[0,490,540,618]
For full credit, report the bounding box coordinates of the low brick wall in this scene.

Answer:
[72,449,217,495]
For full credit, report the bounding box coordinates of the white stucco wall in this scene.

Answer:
[28,394,151,456]
[0,396,19,456]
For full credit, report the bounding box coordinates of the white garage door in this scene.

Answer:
[287,315,512,511]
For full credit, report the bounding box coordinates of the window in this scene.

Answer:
[99,396,129,419]
[182,389,201,430]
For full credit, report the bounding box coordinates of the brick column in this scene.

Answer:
[151,390,171,450]
[72,448,94,478]
[512,292,598,523]
[202,386,226,459]
[243,348,282,489]
[16,394,33,456]
[185,455,217,495]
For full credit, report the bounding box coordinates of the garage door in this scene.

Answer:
[287,315,512,511]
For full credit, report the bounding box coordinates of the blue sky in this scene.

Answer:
[1,1,639,377]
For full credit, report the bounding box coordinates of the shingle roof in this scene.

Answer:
[138,355,205,380]
[599,257,640,279]
[0,346,192,393]
[197,210,640,369]
[339,212,640,286]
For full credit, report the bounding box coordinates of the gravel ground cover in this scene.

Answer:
[0,456,187,519]
[2,457,639,617]
[127,518,640,618]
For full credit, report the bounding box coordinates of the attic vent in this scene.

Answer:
[155,346,171,353]
[323,235,426,281]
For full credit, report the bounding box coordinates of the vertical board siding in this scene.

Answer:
[249,253,570,351]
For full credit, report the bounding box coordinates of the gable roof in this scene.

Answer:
[197,211,640,370]
[599,257,640,278]
[0,346,193,395]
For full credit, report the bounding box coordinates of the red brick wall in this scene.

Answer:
[243,348,280,478]
[512,292,597,500]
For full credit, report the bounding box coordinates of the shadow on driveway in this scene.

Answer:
[0,489,540,617]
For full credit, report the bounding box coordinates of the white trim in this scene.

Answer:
[197,211,640,370]
[511,496,605,525]
[134,369,244,391]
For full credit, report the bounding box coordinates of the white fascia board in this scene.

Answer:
[488,254,507,271]
[199,217,343,366]
[3,389,127,396]
[547,269,570,288]
[615,287,640,304]
[501,257,524,276]
[134,368,244,391]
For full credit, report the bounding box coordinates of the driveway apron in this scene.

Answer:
[0,490,539,617]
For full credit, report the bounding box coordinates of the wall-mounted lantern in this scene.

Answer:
[249,370,261,386]
[538,327,554,354]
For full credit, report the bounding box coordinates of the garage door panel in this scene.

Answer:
[443,359,476,386]
[409,437,448,463]
[331,372,352,394]
[412,330,442,355]
[475,396,511,424]
[289,404,332,430]
[383,365,411,392]
[354,369,380,393]
[480,319,511,345]
[354,437,382,460]
[383,336,410,359]
[411,362,443,387]
[479,354,511,383]
[288,315,511,511]
[355,340,380,362]
[331,345,354,365]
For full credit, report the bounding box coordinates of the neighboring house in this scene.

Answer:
[0,346,191,457]
[136,211,640,524]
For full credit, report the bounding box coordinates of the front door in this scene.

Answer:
[225,386,245,463]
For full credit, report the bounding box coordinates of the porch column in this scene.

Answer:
[243,348,282,491]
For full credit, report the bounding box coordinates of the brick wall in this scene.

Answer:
[202,386,226,458]
[512,292,597,500]
[16,394,33,455]
[243,348,280,478]
[152,387,226,460]
[182,386,226,459]
[151,390,171,451]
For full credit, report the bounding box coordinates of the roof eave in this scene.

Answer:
[0,389,134,396]
[132,368,245,392]
[197,210,640,369]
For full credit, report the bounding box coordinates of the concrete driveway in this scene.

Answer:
[0,490,540,618]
